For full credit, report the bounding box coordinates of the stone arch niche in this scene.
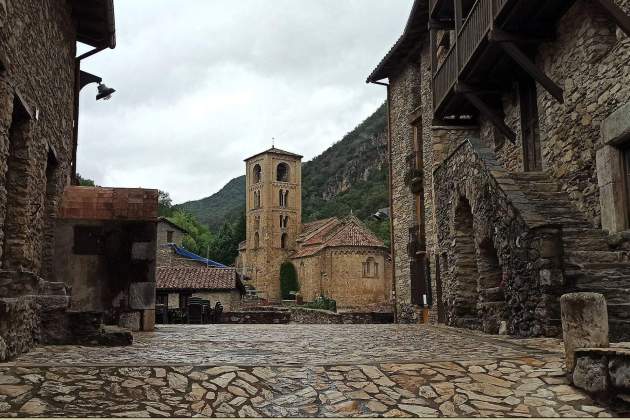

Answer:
[476,237,506,334]
[451,196,481,330]
[276,162,289,182]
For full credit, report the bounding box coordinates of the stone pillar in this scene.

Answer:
[0,80,13,268]
[560,292,609,372]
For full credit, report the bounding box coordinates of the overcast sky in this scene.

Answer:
[77,0,411,204]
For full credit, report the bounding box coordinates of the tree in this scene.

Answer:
[158,190,174,217]
[76,173,96,186]
[280,262,299,300]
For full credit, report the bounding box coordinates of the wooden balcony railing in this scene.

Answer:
[433,46,457,113]
[432,0,509,113]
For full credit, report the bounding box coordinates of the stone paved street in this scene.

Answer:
[0,325,618,417]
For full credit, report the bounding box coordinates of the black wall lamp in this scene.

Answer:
[80,70,116,100]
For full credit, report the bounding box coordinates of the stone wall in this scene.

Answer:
[572,347,630,413]
[289,307,394,324]
[433,139,563,337]
[157,221,185,246]
[0,0,77,361]
[388,57,423,322]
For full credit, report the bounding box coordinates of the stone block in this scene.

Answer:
[142,309,155,332]
[118,312,141,332]
[573,355,610,394]
[129,282,155,310]
[601,101,630,146]
[609,356,630,390]
[599,182,629,233]
[131,242,153,261]
[561,293,609,372]
[596,145,624,186]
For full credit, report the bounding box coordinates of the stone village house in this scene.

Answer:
[237,148,392,310]
[368,0,630,339]
[0,1,160,361]
[155,221,244,313]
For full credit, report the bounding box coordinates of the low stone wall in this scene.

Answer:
[220,310,291,324]
[289,307,394,324]
[572,347,630,413]
[0,297,39,361]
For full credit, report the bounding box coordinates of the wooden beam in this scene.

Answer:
[494,41,564,103]
[488,29,554,44]
[428,19,455,31]
[592,0,630,38]
[458,83,516,143]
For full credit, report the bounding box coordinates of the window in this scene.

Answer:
[166,230,174,243]
[280,215,289,229]
[253,190,261,209]
[279,189,284,207]
[254,232,260,249]
[279,189,288,208]
[281,233,288,249]
[363,257,377,278]
[520,77,542,171]
[277,162,289,182]
[73,226,104,255]
[253,164,262,183]
[156,294,168,306]
[284,190,289,207]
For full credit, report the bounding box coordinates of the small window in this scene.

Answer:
[253,164,262,183]
[254,232,260,249]
[73,226,104,255]
[284,190,289,207]
[277,163,289,182]
[279,189,284,207]
[166,230,174,243]
[156,294,168,306]
[281,233,288,249]
[254,191,261,209]
[363,257,377,278]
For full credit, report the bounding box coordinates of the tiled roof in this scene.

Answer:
[292,215,386,258]
[59,186,158,221]
[245,147,303,161]
[367,0,429,83]
[157,267,239,291]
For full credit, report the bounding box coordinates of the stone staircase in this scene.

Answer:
[511,172,630,341]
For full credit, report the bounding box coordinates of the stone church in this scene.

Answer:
[237,147,391,309]
[368,0,630,339]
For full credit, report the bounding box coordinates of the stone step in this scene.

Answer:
[610,319,630,342]
[564,251,629,265]
[511,171,553,181]
[571,286,630,304]
[608,303,630,320]
[517,182,561,193]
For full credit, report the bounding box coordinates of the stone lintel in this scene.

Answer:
[601,101,630,147]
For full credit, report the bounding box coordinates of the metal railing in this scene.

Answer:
[432,0,510,112]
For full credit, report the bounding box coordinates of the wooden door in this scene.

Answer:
[520,78,542,172]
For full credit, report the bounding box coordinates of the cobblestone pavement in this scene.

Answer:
[0,325,618,417]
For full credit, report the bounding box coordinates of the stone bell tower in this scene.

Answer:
[242,147,302,302]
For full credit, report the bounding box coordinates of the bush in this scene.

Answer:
[303,295,337,312]
[280,262,299,300]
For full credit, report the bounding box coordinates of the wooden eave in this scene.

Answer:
[71,0,116,49]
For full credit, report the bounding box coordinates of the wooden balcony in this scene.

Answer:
[432,0,509,117]
[429,0,601,121]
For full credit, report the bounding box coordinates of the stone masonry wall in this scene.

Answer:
[388,57,422,322]
[434,139,564,337]
[0,0,77,361]
[0,0,75,276]
[474,0,630,226]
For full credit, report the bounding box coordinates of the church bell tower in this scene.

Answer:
[242,147,302,301]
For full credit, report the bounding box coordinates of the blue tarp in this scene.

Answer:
[166,243,228,268]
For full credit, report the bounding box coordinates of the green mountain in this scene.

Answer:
[176,103,390,240]
[177,176,246,231]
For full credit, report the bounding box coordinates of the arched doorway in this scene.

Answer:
[451,197,480,330]
[477,238,506,334]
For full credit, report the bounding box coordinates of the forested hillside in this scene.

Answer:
[176,103,390,243]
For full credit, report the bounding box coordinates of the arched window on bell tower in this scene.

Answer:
[253,164,262,183]
[284,190,289,208]
[277,162,289,182]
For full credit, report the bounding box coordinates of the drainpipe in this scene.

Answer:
[72,47,105,185]
[369,80,397,323]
